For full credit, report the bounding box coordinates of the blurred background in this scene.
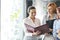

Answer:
[1,0,60,40]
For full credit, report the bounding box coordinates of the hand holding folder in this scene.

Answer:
[24,23,35,33]
[34,24,50,34]
[24,23,50,34]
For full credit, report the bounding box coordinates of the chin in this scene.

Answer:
[32,15,35,17]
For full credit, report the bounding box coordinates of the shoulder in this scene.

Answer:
[35,18,40,21]
[23,18,28,21]
[43,14,48,21]
[43,14,48,19]
[54,14,57,18]
[54,20,58,24]
[23,17,28,23]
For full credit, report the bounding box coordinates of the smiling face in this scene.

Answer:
[29,9,36,17]
[47,2,57,14]
[47,6,54,14]
[56,7,60,18]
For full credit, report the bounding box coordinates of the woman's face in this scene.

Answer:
[57,9,60,17]
[47,6,54,14]
[29,9,36,17]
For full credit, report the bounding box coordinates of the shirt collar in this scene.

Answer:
[47,13,57,19]
[28,17,36,23]
[28,17,36,20]
[28,17,31,19]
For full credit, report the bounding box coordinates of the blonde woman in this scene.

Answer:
[42,2,57,35]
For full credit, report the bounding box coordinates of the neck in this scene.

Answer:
[49,13,54,17]
[29,15,35,19]
[29,16,35,22]
[58,16,60,19]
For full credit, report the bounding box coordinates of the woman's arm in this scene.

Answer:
[23,19,40,36]
[42,15,47,25]
[53,20,57,38]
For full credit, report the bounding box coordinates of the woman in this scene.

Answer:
[23,6,43,40]
[42,2,57,34]
[53,7,60,40]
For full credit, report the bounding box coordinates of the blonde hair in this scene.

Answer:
[47,2,57,7]
[47,2,57,13]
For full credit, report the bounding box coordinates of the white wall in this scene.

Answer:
[34,0,47,25]
[1,0,25,40]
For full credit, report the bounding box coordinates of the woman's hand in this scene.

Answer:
[49,28,53,32]
[57,30,60,33]
[57,30,60,38]
[32,32,37,36]
[57,30,60,35]
[44,33,49,36]
[32,31,41,36]
[36,31,41,35]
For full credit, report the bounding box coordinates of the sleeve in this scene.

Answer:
[53,20,57,38]
[37,18,41,26]
[22,19,33,36]
[42,15,47,25]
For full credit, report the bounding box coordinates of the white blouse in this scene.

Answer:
[42,14,57,25]
[23,17,41,36]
